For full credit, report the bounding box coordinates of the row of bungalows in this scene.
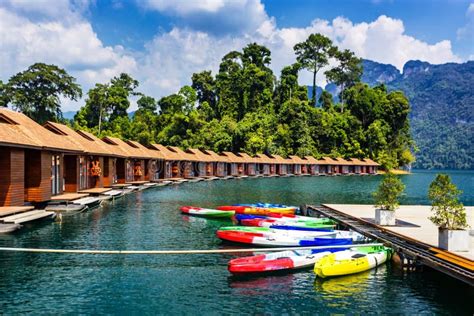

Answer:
[0,108,379,208]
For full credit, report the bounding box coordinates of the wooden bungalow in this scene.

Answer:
[264,154,279,176]
[267,154,289,175]
[304,156,319,175]
[362,158,380,174]
[186,148,214,177]
[333,157,352,175]
[347,158,365,174]
[237,152,257,176]
[148,144,184,179]
[289,156,306,175]
[125,140,164,182]
[254,154,273,176]
[43,122,126,192]
[167,146,199,178]
[101,136,153,183]
[0,109,82,206]
[316,157,338,175]
[201,149,229,177]
[220,152,245,176]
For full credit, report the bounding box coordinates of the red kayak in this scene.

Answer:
[228,249,333,274]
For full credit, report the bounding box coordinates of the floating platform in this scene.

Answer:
[308,204,474,286]
[46,203,87,216]
[0,223,21,233]
[0,206,34,218]
[79,188,112,195]
[50,193,89,202]
[0,210,55,224]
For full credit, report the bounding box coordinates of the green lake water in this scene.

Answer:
[0,170,473,314]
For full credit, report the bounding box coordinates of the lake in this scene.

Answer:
[0,170,473,314]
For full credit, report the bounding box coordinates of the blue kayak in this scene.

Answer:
[233,203,299,209]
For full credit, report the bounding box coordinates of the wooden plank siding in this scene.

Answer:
[0,147,25,206]
[24,149,52,203]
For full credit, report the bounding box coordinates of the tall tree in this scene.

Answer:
[2,63,82,123]
[293,34,334,106]
[324,49,362,111]
[137,95,157,113]
[191,71,216,112]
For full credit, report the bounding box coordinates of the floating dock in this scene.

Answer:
[307,204,474,286]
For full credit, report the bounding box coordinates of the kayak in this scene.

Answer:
[216,230,361,247]
[218,226,337,237]
[234,213,335,224]
[240,218,336,229]
[218,206,296,215]
[218,226,366,241]
[314,245,392,278]
[180,206,234,218]
[233,203,299,209]
[229,249,344,274]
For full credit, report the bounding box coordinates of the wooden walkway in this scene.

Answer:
[308,204,474,286]
[50,193,89,201]
[79,188,111,194]
[0,206,34,217]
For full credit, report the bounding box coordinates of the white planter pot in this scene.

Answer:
[375,209,396,226]
[438,229,470,252]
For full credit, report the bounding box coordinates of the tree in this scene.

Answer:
[137,95,157,113]
[428,174,468,230]
[293,34,334,106]
[192,71,216,111]
[325,49,362,111]
[2,63,82,124]
[373,173,405,211]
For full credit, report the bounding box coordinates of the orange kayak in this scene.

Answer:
[217,205,296,215]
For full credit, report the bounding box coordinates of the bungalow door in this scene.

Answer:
[79,156,88,190]
[51,154,61,195]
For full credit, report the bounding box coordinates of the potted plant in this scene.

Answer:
[373,172,405,226]
[428,174,470,252]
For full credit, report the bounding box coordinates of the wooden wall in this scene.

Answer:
[25,149,52,203]
[0,147,25,206]
[64,155,78,192]
[116,158,126,183]
[103,157,116,187]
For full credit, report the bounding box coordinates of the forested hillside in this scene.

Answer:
[360,59,474,169]
[1,34,414,170]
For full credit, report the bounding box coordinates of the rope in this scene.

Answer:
[0,243,383,255]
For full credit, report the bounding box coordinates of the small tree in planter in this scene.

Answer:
[373,173,405,225]
[428,174,469,252]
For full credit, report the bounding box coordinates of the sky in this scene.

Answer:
[1,0,473,112]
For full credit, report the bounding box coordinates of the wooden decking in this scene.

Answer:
[79,188,111,194]
[323,204,474,260]
[50,193,89,201]
[0,206,34,217]
[125,181,149,185]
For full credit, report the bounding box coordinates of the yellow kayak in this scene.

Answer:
[314,246,392,278]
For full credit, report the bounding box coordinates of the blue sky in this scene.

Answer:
[1,0,473,111]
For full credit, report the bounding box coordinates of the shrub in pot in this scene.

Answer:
[373,173,405,226]
[428,174,470,252]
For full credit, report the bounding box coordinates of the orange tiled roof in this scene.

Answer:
[304,156,318,164]
[149,144,182,160]
[167,146,200,161]
[0,109,80,152]
[186,148,214,162]
[267,154,290,164]
[363,158,380,166]
[289,155,306,164]
[238,152,258,164]
[221,152,244,163]
[201,149,229,163]
[253,153,273,164]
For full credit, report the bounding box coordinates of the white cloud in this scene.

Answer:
[0,6,137,111]
[0,0,464,111]
[457,3,474,40]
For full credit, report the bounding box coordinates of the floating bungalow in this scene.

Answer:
[0,109,81,206]
[0,108,381,209]
[201,149,229,177]
[237,153,257,176]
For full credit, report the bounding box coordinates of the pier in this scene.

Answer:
[307,204,474,285]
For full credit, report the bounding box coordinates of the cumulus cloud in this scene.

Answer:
[141,0,269,36]
[0,5,137,110]
[0,0,464,111]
